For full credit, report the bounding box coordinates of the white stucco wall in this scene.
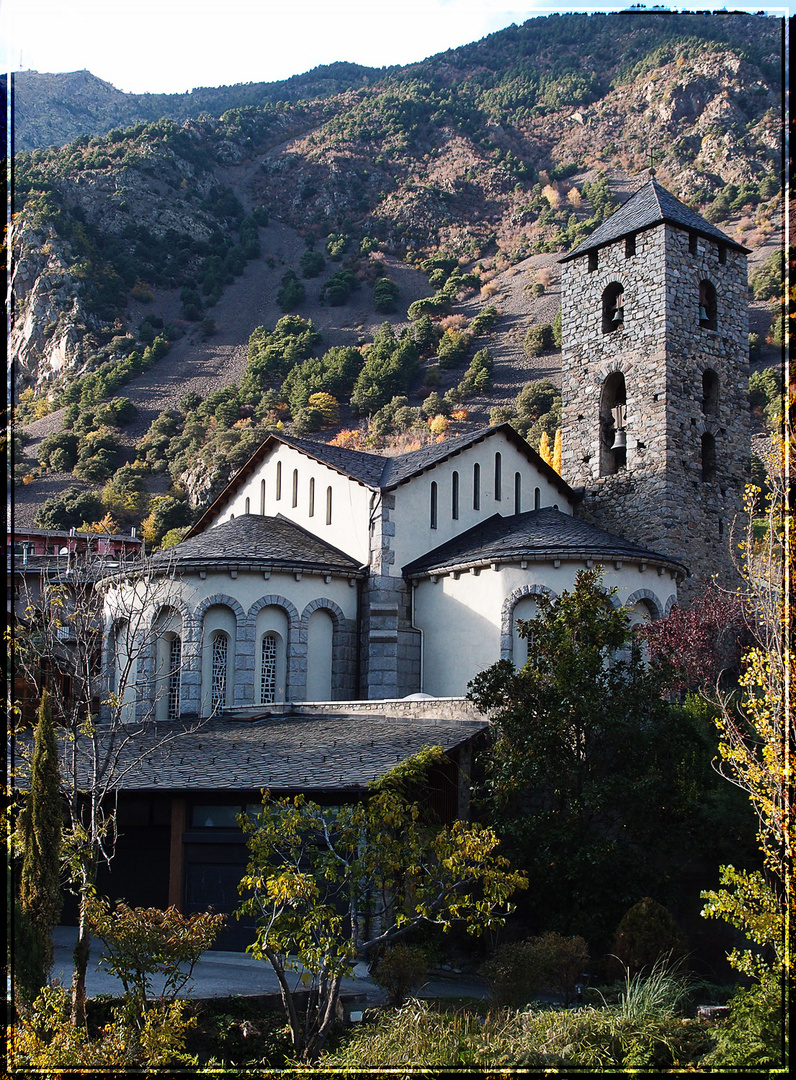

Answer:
[390,431,574,571]
[207,443,373,565]
[413,559,678,696]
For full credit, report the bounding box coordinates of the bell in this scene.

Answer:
[699,305,708,322]
[613,305,624,324]
[612,429,627,450]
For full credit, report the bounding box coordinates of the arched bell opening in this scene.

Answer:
[599,371,627,476]
[699,280,717,330]
[601,282,625,334]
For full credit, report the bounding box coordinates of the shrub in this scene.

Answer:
[373,276,399,313]
[524,323,554,357]
[276,271,306,311]
[299,249,325,278]
[321,268,358,306]
[750,251,783,301]
[36,486,104,529]
[483,932,589,1008]
[612,898,689,976]
[371,944,429,1006]
[436,328,469,369]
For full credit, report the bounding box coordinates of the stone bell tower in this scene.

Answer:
[559,177,750,595]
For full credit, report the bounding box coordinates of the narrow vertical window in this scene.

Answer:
[689,232,698,255]
[326,486,333,525]
[702,370,720,416]
[514,472,522,513]
[451,471,459,520]
[168,636,181,720]
[701,433,716,482]
[260,636,277,704]
[276,461,282,500]
[260,479,266,515]
[718,245,726,265]
[430,482,438,529]
[245,497,250,514]
[625,234,635,258]
[588,250,598,272]
[211,633,228,712]
[699,280,717,330]
[292,469,298,508]
[473,463,480,510]
[494,453,502,501]
[309,477,315,517]
[534,487,541,510]
[602,282,624,334]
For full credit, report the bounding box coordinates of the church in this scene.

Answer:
[92,179,748,932]
[108,177,747,719]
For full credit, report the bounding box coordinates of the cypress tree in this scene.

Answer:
[17,690,63,997]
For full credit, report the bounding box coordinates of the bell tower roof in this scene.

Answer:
[559,177,749,263]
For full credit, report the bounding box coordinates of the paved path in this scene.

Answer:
[51,926,488,1005]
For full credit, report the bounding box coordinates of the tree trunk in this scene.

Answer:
[70,891,92,1027]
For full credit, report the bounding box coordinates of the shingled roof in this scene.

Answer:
[187,424,574,536]
[153,514,364,575]
[561,177,749,262]
[14,713,488,792]
[403,508,688,577]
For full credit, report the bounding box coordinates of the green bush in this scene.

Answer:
[750,251,783,301]
[523,323,554,357]
[701,969,786,1068]
[612,898,689,976]
[276,271,306,311]
[36,485,104,529]
[483,931,589,1008]
[374,276,399,313]
[321,268,358,306]
[299,249,325,278]
[469,305,498,336]
[371,944,430,1006]
[436,328,469,369]
[38,431,79,472]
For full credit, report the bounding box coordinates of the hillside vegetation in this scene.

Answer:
[10,9,784,540]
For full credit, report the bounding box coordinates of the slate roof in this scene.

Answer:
[561,178,749,262]
[13,713,488,792]
[151,514,364,575]
[187,424,574,536]
[403,507,688,577]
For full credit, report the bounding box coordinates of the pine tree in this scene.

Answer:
[17,690,63,998]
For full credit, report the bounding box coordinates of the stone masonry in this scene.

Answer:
[561,209,749,597]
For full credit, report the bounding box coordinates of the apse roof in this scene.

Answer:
[153,514,364,575]
[403,507,688,577]
[561,177,749,262]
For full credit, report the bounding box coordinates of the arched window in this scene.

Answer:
[451,471,459,520]
[210,632,228,713]
[292,469,299,508]
[260,479,266,514]
[167,636,181,720]
[599,371,627,476]
[699,280,717,330]
[534,487,541,510]
[701,433,716,482]
[307,608,334,701]
[514,472,522,514]
[512,595,540,668]
[276,461,282,500]
[702,369,720,416]
[430,481,438,529]
[473,463,480,511]
[602,282,624,334]
[260,634,279,703]
[309,477,315,517]
[326,486,333,525]
[494,453,502,501]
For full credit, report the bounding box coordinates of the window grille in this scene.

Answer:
[260,636,277,703]
[168,636,181,720]
[211,634,228,712]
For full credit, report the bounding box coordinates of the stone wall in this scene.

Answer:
[562,221,749,597]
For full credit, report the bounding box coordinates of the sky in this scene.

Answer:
[1,1,789,96]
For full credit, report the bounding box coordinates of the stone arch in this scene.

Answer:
[248,594,302,701]
[300,598,356,700]
[500,583,557,659]
[624,588,663,622]
[664,594,677,617]
[601,280,625,334]
[194,595,245,715]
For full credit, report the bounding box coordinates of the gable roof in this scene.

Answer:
[403,507,688,578]
[560,177,749,262]
[155,514,364,575]
[187,424,575,537]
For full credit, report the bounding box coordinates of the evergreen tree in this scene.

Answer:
[16,690,63,999]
